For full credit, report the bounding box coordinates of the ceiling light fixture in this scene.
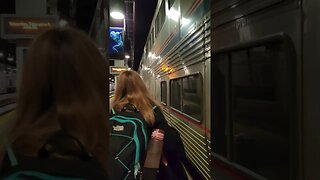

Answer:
[110,11,125,20]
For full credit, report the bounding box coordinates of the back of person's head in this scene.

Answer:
[0,27,108,172]
[112,70,160,125]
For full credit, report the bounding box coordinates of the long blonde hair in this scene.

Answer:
[111,70,161,125]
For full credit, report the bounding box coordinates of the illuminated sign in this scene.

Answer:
[0,15,57,39]
[109,27,124,59]
[161,66,174,72]
[110,66,128,74]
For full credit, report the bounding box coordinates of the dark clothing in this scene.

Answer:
[1,152,108,179]
[148,106,188,180]
[151,106,185,157]
[0,132,108,179]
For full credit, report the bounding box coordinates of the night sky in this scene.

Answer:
[133,0,158,70]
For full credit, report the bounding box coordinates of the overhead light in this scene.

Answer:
[125,55,130,59]
[110,11,125,20]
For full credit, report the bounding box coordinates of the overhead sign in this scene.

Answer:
[0,15,57,39]
[109,27,124,59]
[110,66,128,74]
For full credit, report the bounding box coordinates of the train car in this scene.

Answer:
[139,0,211,179]
[211,0,320,179]
[139,0,320,179]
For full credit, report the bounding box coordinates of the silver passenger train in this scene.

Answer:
[139,0,320,179]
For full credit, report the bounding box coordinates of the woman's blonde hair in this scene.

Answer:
[111,70,161,125]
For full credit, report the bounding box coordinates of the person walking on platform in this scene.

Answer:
[0,27,109,179]
[111,70,188,180]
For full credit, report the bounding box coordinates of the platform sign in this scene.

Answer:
[109,27,124,59]
[110,66,128,74]
[0,15,57,39]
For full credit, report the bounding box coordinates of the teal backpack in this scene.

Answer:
[108,104,153,180]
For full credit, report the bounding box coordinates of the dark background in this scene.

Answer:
[0,0,157,71]
[133,0,158,70]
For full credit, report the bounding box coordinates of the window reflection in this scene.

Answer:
[212,42,292,180]
[170,79,182,111]
[170,74,203,122]
[182,74,202,121]
[212,54,228,157]
[161,81,167,104]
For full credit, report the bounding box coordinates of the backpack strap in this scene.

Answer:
[38,131,93,161]
[111,108,115,114]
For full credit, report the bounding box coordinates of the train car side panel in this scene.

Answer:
[211,0,302,179]
[302,0,320,179]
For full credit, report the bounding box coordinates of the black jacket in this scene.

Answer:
[148,106,188,180]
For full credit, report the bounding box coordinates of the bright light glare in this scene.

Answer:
[168,9,179,22]
[128,68,131,70]
[183,65,189,74]
[125,55,130,59]
[182,18,190,26]
[110,11,124,20]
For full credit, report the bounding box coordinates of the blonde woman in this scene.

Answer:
[111,70,162,126]
[111,70,187,180]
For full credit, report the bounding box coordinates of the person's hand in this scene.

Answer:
[152,129,164,140]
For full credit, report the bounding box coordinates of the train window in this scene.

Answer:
[159,1,165,29]
[155,1,165,37]
[212,54,228,157]
[151,28,155,45]
[231,45,291,180]
[170,78,182,111]
[146,43,149,57]
[155,14,160,37]
[170,74,203,122]
[148,39,151,53]
[212,38,295,179]
[168,0,175,9]
[182,74,203,121]
[161,81,167,104]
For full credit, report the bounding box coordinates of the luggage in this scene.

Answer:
[0,131,108,179]
[108,104,148,180]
